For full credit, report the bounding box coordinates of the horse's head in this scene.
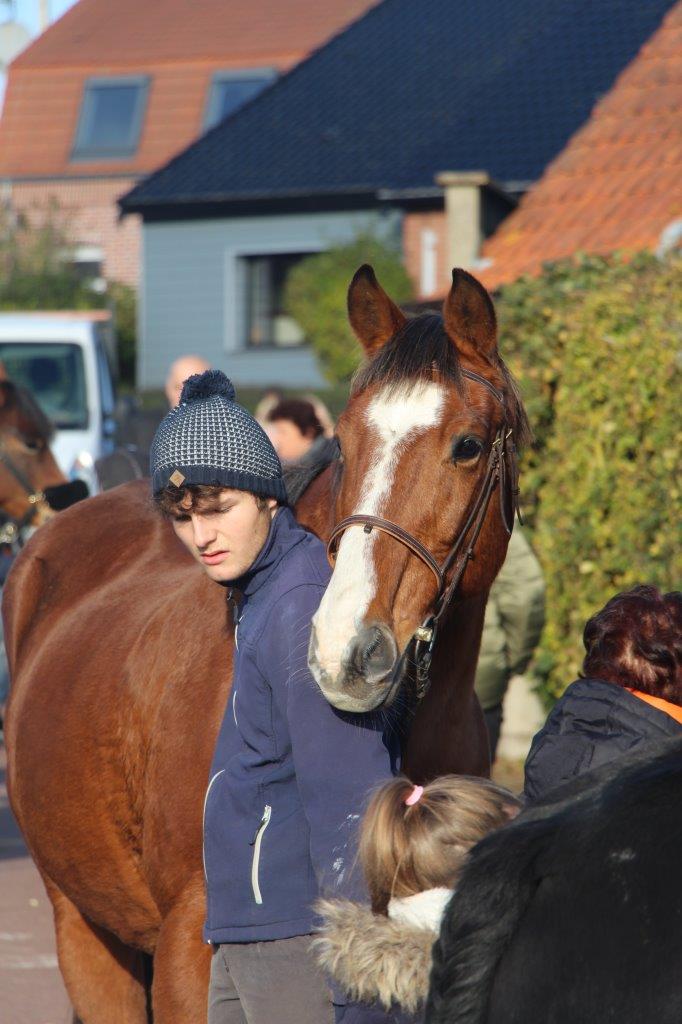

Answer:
[0,381,68,535]
[308,265,530,712]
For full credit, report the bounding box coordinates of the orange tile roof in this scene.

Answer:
[479,2,682,290]
[0,0,376,178]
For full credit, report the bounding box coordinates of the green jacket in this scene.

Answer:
[474,528,545,711]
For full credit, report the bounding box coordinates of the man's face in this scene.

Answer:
[171,488,278,583]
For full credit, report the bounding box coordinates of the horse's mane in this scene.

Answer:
[352,314,532,449]
[0,381,54,442]
[284,436,339,506]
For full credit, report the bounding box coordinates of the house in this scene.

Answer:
[0,0,377,286]
[120,0,675,390]
[478,1,682,289]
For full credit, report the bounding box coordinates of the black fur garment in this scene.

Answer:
[425,736,682,1024]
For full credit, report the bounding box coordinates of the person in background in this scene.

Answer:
[524,584,682,802]
[304,393,335,439]
[474,528,545,761]
[254,389,285,445]
[315,775,521,1022]
[267,398,325,464]
[165,354,212,408]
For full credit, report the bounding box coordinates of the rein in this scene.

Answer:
[326,367,520,704]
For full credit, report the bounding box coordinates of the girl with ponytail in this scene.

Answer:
[315,775,520,1021]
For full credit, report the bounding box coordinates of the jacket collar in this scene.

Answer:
[313,897,437,1014]
[233,505,306,599]
[627,689,682,726]
[388,887,452,932]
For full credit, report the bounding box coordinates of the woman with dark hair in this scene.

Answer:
[267,398,325,463]
[524,585,682,801]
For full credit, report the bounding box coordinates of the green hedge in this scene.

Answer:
[284,234,414,383]
[496,252,681,703]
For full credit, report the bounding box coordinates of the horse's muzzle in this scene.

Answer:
[308,622,400,712]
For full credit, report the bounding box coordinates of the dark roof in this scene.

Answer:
[121,0,675,215]
[480,1,682,288]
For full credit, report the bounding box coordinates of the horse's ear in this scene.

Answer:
[443,268,498,364]
[347,264,406,356]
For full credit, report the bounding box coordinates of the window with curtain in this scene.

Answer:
[244,253,311,349]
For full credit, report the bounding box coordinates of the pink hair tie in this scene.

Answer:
[405,785,424,806]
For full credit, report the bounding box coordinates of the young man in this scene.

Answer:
[150,370,399,1024]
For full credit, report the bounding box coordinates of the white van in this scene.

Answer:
[0,311,117,494]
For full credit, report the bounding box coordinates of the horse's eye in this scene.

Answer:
[22,438,43,453]
[452,436,483,462]
[334,437,344,464]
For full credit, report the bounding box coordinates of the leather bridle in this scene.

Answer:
[0,438,50,547]
[326,367,520,703]
[0,437,88,549]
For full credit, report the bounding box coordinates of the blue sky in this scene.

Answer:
[14,0,78,34]
[1,0,77,104]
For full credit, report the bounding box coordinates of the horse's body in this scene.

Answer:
[5,268,528,1022]
[426,737,682,1024]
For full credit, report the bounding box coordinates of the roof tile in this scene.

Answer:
[0,0,377,177]
[480,2,682,288]
[119,0,675,211]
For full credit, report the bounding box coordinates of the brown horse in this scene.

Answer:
[4,267,529,1023]
[0,379,69,540]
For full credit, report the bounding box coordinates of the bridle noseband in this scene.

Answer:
[326,368,520,703]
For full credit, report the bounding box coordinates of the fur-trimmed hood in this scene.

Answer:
[313,898,438,1013]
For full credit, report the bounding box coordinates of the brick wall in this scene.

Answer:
[6,177,141,286]
[402,210,449,301]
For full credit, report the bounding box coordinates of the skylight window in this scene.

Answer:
[204,70,276,131]
[72,77,149,160]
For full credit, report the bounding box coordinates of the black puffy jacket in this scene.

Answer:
[524,677,682,801]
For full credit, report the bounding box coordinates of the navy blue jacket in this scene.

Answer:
[203,506,400,944]
[524,677,682,802]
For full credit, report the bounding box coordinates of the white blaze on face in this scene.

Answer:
[311,381,445,683]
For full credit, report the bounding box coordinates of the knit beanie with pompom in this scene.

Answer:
[150,369,286,502]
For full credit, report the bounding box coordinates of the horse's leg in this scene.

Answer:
[152,875,211,1023]
[47,880,150,1024]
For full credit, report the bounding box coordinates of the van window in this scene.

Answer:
[0,342,88,429]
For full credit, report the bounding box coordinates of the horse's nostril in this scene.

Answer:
[363,628,384,664]
[347,624,397,683]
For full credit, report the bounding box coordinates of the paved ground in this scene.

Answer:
[0,741,72,1024]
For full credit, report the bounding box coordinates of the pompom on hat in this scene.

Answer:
[150,370,287,502]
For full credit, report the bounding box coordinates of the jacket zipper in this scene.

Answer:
[250,805,272,905]
[202,769,226,882]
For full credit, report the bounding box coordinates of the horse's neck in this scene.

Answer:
[294,465,335,540]
[403,592,490,781]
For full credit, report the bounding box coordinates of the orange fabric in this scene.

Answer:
[627,689,682,726]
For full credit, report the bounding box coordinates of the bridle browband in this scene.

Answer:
[326,367,520,703]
